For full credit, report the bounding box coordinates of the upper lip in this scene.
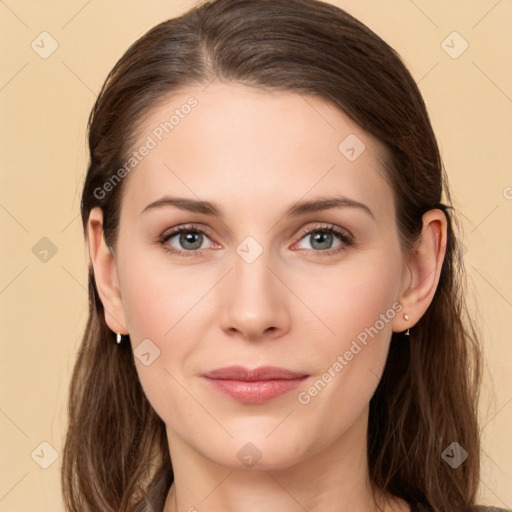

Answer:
[202,365,308,381]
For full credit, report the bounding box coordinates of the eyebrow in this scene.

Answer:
[140,195,375,220]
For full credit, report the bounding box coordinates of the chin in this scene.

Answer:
[198,433,312,472]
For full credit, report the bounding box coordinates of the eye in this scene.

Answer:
[292,224,353,255]
[158,224,217,257]
[158,223,354,258]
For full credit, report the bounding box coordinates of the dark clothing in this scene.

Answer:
[411,506,510,512]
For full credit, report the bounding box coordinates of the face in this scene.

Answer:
[106,82,409,470]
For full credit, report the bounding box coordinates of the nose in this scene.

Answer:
[218,249,291,342]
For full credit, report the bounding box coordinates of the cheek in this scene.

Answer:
[116,256,211,425]
[291,249,402,415]
[116,252,220,402]
[296,248,402,349]
[117,247,209,341]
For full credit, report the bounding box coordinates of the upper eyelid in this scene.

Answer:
[296,223,351,239]
[162,223,215,240]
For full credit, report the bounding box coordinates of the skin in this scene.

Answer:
[88,82,447,512]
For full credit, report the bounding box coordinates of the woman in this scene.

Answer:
[61,0,509,511]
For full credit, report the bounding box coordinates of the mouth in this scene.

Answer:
[201,365,309,404]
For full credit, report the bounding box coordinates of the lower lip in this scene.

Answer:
[203,377,307,404]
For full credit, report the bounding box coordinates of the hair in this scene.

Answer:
[61,0,483,511]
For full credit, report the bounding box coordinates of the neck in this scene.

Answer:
[162,408,409,512]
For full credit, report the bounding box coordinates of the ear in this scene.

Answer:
[392,209,448,333]
[87,207,128,335]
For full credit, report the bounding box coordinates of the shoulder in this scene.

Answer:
[471,507,511,512]
[412,506,511,512]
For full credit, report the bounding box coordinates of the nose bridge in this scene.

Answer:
[219,240,289,339]
[234,245,275,296]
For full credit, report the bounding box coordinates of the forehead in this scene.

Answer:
[121,82,393,222]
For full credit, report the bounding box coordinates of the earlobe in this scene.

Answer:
[87,207,128,335]
[393,209,448,333]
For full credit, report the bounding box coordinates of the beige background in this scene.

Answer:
[0,0,511,510]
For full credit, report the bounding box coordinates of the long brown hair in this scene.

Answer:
[61,0,482,510]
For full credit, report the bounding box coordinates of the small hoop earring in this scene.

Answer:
[116,333,123,344]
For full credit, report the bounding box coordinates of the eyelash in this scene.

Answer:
[158,223,354,258]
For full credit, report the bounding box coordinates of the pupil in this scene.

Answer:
[312,231,332,250]
[181,231,202,250]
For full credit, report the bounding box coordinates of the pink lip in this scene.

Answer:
[202,366,309,404]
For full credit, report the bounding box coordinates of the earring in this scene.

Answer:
[403,313,410,336]
[116,333,123,344]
